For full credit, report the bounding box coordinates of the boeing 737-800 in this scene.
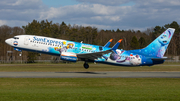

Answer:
[5,28,175,69]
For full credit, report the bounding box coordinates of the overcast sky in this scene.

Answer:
[0,0,180,30]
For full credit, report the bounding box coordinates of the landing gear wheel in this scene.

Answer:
[83,63,89,69]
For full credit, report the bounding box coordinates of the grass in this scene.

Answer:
[0,62,180,72]
[0,63,179,100]
[0,78,180,101]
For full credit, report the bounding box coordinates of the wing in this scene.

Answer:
[77,50,112,60]
[77,39,123,61]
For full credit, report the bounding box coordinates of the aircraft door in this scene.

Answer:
[24,37,29,45]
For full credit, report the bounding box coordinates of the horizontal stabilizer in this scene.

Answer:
[111,39,123,50]
[151,57,170,60]
[104,39,113,47]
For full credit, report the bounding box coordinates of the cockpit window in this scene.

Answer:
[14,37,19,39]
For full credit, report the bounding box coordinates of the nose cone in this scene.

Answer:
[5,38,12,45]
[5,39,8,44]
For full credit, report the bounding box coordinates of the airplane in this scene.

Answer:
[5,28,175,69]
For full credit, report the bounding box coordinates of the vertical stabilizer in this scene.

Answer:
[133,28,175,58]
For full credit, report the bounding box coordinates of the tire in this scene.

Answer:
[83,63,89,69]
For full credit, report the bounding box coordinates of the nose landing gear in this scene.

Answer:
[83,62,89,69]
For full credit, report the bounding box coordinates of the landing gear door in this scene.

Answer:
[24,37,29,45]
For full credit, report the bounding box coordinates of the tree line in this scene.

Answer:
[0,20,179,62]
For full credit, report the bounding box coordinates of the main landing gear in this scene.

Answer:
[83,62,89,69]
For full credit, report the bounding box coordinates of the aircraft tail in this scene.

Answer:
[131,28,175,58]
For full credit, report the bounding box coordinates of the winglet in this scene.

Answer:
[104,39,113,47]
[118,39,123,43]
[111,39,123,50]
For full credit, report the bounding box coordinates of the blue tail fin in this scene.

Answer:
[131,28,175,58]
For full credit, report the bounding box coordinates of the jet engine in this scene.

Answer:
[60,52,77,62]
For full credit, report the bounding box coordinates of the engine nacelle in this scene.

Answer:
[60,52,77,62]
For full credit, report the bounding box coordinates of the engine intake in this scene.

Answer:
[60,52,77,62]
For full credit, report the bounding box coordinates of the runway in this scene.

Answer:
[0,71,180,78]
